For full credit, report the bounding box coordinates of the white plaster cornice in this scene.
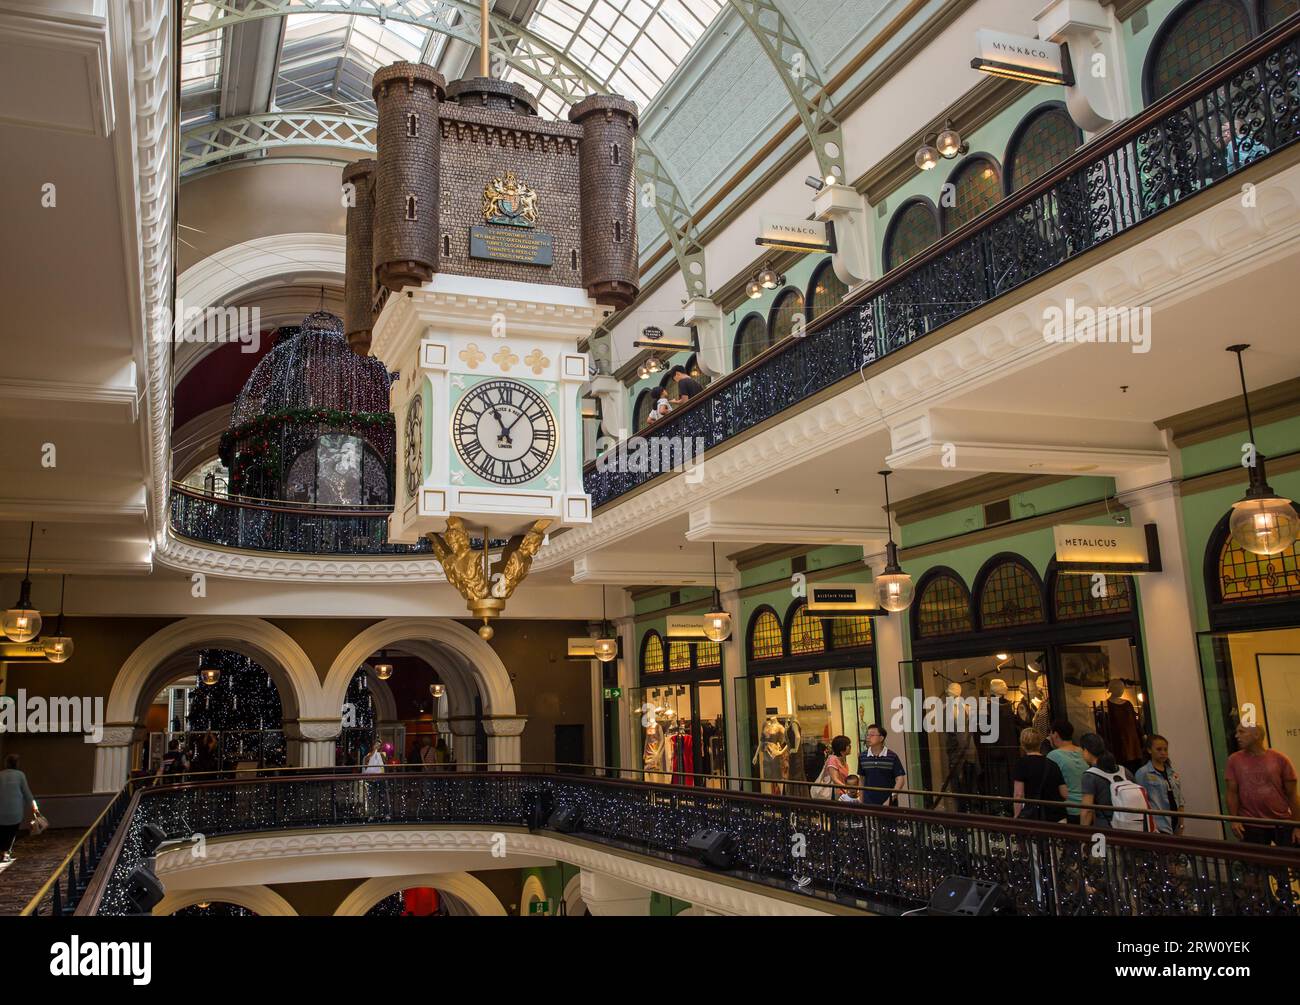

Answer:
[154,534,450,583]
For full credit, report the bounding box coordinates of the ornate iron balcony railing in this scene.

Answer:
[168,485,431,555]
[583,16,1300,510]
[66,768,1300,917]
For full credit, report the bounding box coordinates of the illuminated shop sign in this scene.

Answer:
[805,582,888,618]
[971,29,1074,86]
[567,637,623,660]
[666,615,708,639]
[755,214,834,253]
[1053,523,1163,574]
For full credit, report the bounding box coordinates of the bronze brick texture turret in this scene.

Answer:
[568,94,640,309]
[341,158,376,356]
[372,62,446,293]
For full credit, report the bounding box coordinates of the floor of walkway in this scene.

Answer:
[0,829,82,915]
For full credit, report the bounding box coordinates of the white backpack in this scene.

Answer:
[1087,766,1153,831]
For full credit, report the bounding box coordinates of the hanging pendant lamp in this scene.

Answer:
[1226,345,1299,556]
[42,574,73,663]
[703,541,732,643]
[3,522,42,643]
[875,470,914,612]
[594,586,618,663]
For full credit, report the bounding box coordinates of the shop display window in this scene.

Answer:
[629,681,725,788]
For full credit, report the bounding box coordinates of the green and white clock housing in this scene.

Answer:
[374,275,603,543]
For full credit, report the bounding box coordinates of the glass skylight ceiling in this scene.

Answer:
[180,2,224,127]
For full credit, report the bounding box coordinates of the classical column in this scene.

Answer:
[482,715,527,770]
[579,869,652,916]
[865,548,913,807]
[718,585,744,787]
[1117,476,1220,839]
[614,614,636,781]
[283,719,341,769]
[93,724,141,792]
[447,715,478,770]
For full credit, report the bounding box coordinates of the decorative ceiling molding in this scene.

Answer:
[890,473,1066,526]
[154,534,449,584]
[1156,378,1300,448]
[0,3,114,137]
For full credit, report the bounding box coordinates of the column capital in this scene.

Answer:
[481,715,527,737]
[96,724,141,747]
[284,718,342,742]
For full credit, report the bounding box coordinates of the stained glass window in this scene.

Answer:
[1008,107,1081,193]
[807,259,848,321]
[1149,1,1252,100]
[733,313,770,368]
[1054,572,1134,620]
[831,616,874,650]
[916,573,974,638]
[978,560,1045,629]
[1218,537,1300,601]
[749,609,784,661]
[787,604,826,655]
[943,157,1002,232]
[696,640,721,668]
[641,631,665,675]
[769,289,806,344]
[885,200,940,271]
[633,389,656,429]
[1263,0,1300,30]
[668,640,692,671]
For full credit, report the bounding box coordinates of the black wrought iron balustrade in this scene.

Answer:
[83,771,1299,917]
[584,18,1300,510]
[168,485,431,555]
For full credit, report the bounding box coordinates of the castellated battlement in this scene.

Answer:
[345,62,639,354]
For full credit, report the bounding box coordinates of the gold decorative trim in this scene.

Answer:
[459,344,485,368]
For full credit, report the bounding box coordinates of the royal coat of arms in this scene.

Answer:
[482,171,539,228]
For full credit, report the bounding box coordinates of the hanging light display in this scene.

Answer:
[429,682,445,700]
[875,470,914,612]
[594,586,618,663]
[757,265,783,290]
[3,522,42,643]
[199,658,222,686]
[1226,345,1299,556]
[42,574,74,663]
[703,542,732,643]
[374,661,394,681]
[746,279,764,299]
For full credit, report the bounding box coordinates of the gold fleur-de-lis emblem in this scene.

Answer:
[524,348,550,375]
[493,345,519,371]
[459,344,485,369]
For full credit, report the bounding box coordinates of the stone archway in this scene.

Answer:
[153,885,298,917]
[324,619,523,769]
[334,872,506,917]
[97,616,324,791]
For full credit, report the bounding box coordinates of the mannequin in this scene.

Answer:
[753,711,790,795]
[1102,679,1144,768]
[982,678,1022,803]
[942,681,980,807]
[1030,678,1052,750]
[643,711,673,783]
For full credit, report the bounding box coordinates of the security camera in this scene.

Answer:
[804,175,825,191]
[1111,513,1128,525]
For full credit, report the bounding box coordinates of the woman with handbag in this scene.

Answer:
[810,735,852,799]
[1,753,40,863]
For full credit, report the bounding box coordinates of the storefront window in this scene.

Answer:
[629,681,725,788]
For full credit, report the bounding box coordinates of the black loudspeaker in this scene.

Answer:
[139,823,167,857]
[927,875,1014,916]
[124,866,166,914]
[687,828,735,870]
[548,805,582,833]
[525,790,554,831]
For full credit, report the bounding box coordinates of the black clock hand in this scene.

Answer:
[491,407,512,444]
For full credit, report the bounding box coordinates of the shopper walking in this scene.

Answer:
[1079,732,1150,831]
[1226,722,1300,846]
[811,734,852,799]
[1135,734,1185,835]
[0,754,38,863]
[1012,728,1067,821]
[857,724,907,807]
[1047,720,1088,823]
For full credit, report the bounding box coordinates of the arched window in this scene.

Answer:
[884,197,940,272]
[806,258,848,321]
[1263,0,1300,29]
[914,570,974,638]
[1052,570,1134,620]
[768,288,806,344]
[668,640,692,672]
[733,313,769,368]
[747,607,784,661]
[1146,0,1253,102]
[942,156,1002,232]
[831,615,873,650]
[633,388,656,429]
[976,557,1045,629]
[1217,534,1300,602]
[786,602,826,656]
[696,639,722,668]
[683,354,711,389]
[640,630,665,676]
[1006,104,1082,194]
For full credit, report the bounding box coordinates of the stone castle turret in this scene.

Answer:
[569,95,639,311]
[341,158,376,356]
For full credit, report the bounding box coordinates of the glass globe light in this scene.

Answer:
[2,606,41,644]
[758,267,782,289]
[936,125,963,159]
[200,665,221,686]
[746,280,764,299]
[1229,495,1299,556]
[702,608,732,643]
[429,683,445,699]
[876,571,915,612]
[43,635,74,663]
[374,662,394,680]
[593,637,619,663]
[915,143,939,171]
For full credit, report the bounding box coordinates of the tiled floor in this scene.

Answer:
[0,829,82,916]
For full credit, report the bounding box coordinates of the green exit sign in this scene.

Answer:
[603,687,622,700]
[529,900,551,915]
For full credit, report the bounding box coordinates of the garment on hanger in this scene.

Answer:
[671,729,695,786]
[643,721,672,782]
[1104,698,1144,764]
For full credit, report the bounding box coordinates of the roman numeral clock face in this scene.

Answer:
[453,379,557,485]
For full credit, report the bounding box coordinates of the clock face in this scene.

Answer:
[405,395,423,499]
[453,378,557,485]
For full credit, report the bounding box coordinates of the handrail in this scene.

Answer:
[171,483,397,517]
[583,14,1300,507]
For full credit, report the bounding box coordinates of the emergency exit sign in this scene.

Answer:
[603,687,623,700]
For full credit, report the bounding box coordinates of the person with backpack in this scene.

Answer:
[1012,728,1067,821]
[1079,732,1152,831]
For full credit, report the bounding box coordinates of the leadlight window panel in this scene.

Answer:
[1263,0,1300,29]
[885,201,940,271]
[944,158,1003,231]
[696,640,721,668]
[769,289,806,344]
[979,561,1046,629]
[916,574,974,638]
[1150,1,1253,100]
[788,605,826,656]
[633,389,656,428]
[733,314,769,368]
[807,260,848,321]
[1054,572,1134,620]
[668,640,692,671]
[1218,537,1300,601]
[749,610,784,661]
[1008,108,1081,193]
[641,632,665,675]
[831,616,873,649]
